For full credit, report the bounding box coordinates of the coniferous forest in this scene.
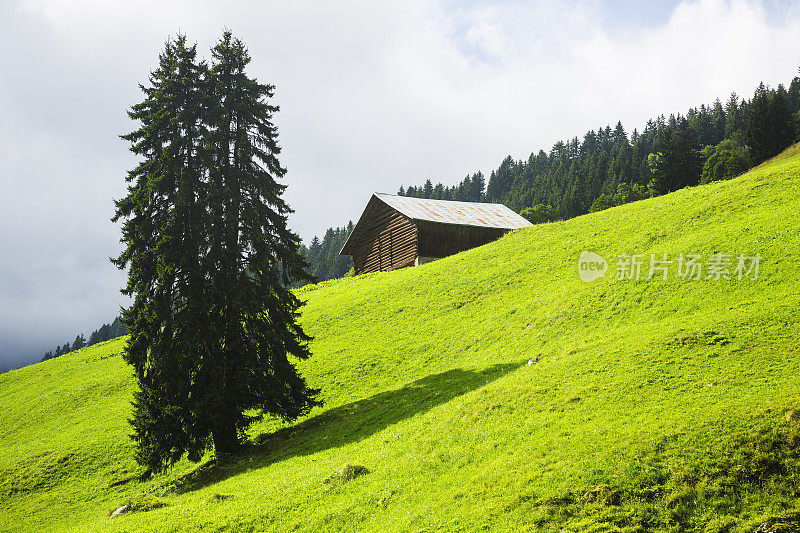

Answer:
[301,75,800,282]
[297,222,354,285]
[400,78,800,219]
[40,316,128,362]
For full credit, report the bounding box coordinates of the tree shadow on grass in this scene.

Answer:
[173,360,525,494]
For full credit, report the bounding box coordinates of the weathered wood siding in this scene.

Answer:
[351,196,418,274]
[344,196,515,275]
[417,221,507,259]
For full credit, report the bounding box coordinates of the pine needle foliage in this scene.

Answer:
[112,33,320,473]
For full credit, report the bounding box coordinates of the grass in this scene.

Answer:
[2,145,800,532]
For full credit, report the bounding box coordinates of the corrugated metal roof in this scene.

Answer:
[340,193,532,256]
[374,193,532,230]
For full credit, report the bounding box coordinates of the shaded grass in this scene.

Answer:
[168,361,522,495]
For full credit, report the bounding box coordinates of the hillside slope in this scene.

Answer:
[2,146,800,532]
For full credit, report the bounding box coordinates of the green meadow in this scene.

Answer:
[2,145,800,532]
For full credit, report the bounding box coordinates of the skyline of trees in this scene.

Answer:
[301,73,799,282]
[41,317,128,362]
[298,222,354,285]
[395,75,799,222]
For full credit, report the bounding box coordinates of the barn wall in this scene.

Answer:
[417,221,507,259]
[351,197,418,274]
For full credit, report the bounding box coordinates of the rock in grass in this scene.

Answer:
[324,464,369,485]
[206,493,233,503]
[753,520,799,533]
[752,510,800,533]
[109,505,129,518]
[108,494,167,518]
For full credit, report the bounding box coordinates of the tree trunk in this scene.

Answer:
[212,421,239,456]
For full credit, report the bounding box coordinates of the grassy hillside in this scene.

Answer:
[2,145,800,532]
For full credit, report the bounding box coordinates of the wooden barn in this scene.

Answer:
[340,193,531,275]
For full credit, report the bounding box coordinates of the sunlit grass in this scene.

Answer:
[2,145,800,532]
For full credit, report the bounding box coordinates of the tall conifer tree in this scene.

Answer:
[747,83,772,164]
[113,33,319,473]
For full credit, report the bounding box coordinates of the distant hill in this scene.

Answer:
[398,78,800,218]
[310,75,800,285]
[40,317,128,363]
[2,144,800,531]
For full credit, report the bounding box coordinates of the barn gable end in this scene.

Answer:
[342,195,418,274]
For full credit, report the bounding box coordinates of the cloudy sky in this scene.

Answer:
[1,0,799,369]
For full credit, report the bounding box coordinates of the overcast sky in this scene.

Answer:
[1,0,799,370]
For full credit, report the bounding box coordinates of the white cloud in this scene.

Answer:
[1,0,799,365]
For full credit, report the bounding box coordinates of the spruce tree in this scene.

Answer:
[204,31,320,453]
[747,83,771,164]
[671,118,703,189]
[110,317,127,338]
[113,33,319,472]
[766,84,792,157]
[113,35,211,471]
[648,118,701,195]
[423,179,434,198]
[71,334,86,351]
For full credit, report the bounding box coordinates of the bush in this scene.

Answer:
[589,183,648,213]
[324,464,369,485]
[700,139,751,184]
[520,204,559,224]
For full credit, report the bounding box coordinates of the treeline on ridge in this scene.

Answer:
[41,317,128,362]
[398,77,800,221]
[303,74,800,282]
